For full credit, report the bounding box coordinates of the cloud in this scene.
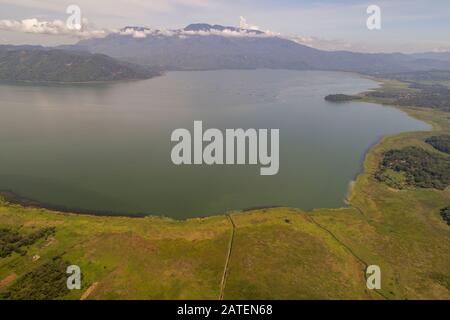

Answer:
[239,16,260,31]
[432,46,450,53]
[0,18,114,38]
[0,15,276,40]
[287,35,355,51]
[119,26,274,39]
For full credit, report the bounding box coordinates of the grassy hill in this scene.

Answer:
[0,81,449,300]
[0,46,159,83]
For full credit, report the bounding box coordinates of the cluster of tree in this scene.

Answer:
[0,227,55,258]
[376,147,450,190]
[440,206,450,226]
[324,94,360,102]
[426,135,450,154]
[1,256,71,300]
[366,82,450,112]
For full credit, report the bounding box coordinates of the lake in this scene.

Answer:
[0,70,430,219]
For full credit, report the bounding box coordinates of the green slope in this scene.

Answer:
[0,46,159,83]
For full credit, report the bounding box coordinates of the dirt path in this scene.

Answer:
[0,273,17,287]
[219,215,236,300]
[80,282,99,300]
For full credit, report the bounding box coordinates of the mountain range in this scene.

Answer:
[62,23,450,75]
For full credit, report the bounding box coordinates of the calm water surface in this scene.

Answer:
[0,70,430,218]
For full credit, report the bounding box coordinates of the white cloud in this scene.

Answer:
[0,18,114,38]
[287,35,355,51]
[182,29,258,37]
[0,16,277,40]
[239,16,259,31]
[119,25,273,39]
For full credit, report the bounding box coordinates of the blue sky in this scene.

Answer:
[0,0,449,52]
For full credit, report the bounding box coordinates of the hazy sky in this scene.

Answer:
[0,0,449,53]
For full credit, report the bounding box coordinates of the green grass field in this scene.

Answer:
[0,80,449,300]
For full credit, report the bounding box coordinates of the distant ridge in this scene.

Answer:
[0,46,159,83]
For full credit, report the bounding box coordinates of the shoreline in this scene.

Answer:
[0,191,151,219]
[0,190,287,221]
[0,72,163,86]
